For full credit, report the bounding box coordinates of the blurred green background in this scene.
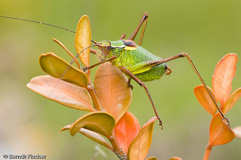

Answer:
[0,0,241,159]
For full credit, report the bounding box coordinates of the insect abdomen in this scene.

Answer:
[112,45,167,82]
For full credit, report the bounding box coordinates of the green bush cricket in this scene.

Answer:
[0,13,229,129]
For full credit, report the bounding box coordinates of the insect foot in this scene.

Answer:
[83,67,87,72]
[127,78,134,90]
[222,116,230,127]
[159,119,164,130]
[128,83,134,90]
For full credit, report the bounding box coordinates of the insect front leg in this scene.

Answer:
[90,49,97,54]
[83,56,117,72]
[119,66,163,129]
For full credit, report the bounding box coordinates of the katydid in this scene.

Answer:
[0,13,229,128]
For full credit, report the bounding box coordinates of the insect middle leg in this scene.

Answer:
[123,13,149,89]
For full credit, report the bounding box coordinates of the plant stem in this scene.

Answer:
[109,131,127,160]
[85,68,126,159]
[87,83,102,111]
[203,145,212,160]
[86,69,102,111]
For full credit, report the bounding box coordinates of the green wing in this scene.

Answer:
[129,60,161,74]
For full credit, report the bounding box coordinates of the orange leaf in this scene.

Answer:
[75,15,91,67]
[209,113,234,147]
[27,75,93,111]
[212,53,238,107]
[61,125,113,150]
[233,126,241,138]
[146,157,158,160]
[223,88,241,114]
[194,85,217,116]
[128,117,157,160]
[94,63,132,122]
[169,157,182,160]
[115,112,141,154]
[70,111,115,137]
[39,52,88,87]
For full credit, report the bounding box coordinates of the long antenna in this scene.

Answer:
[1,15,100,124]
[0,16,97,44]
[0,16,76,33]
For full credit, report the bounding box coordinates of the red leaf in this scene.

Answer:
[212,53,238,107]
[115,112,141,154]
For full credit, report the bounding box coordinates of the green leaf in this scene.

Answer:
[128,117,157,160]
[70,111,115,137]
[27,75,94,111]
[94,63,132,122]
[61,125,113,150]
[39,52,87,87]
[75,15,91,67]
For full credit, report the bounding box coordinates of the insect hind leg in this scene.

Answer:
[128,12,148,46]
[156,52,229,126]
